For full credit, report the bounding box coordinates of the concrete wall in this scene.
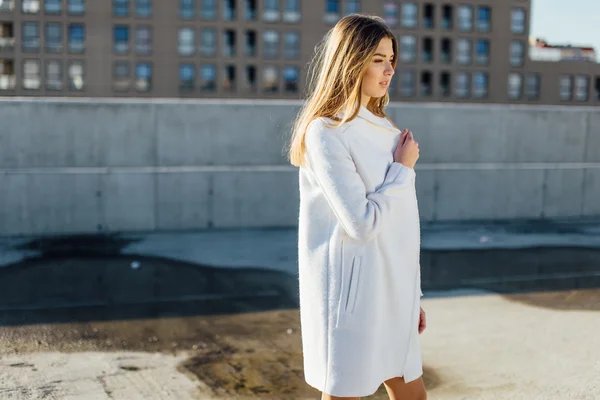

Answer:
[0,98,598,236]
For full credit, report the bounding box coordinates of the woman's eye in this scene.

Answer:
[374,59,383,63]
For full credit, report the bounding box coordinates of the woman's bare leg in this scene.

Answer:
[383,376,426,400]
[321,394,359,400]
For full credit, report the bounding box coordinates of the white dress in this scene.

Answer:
[297,105,423,397]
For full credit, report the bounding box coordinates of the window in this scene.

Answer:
[457,5,472,31]
[575,75,589,101]
[559,75,572,101]
[508,73,522,99]
[455,72,469,98]
[245,65,257,92]
[200,28,216,56]
[284,31,300,59]
[0,23,14,50]
[263,30,279,59]
[223,65,236,91]
[135,62,151,92]
[223,0,235,20]
[473,72,488,98]
[0,0,14,11]
[67,0,84,14]
[263,65,279,92]
[45,0,61,14]
[0,60,16,90]
[345,0,359,15]
[245,30,257,57]
[179,64,195,91]
[68,61,84,90]
[440,71,451,97]
[399,70,415,97]
[383,2,398,27]
[423,4,434,29]
[22,22,39,52]
[46,60,62,90]
[113,0,128,16]
[45,23,62,53]
[199,64,216,91]
[511,8,525,34]
[283,0,300,22]
[324,0,340,24]
[68,23,84,53]
[401,3,417,28]
[422,38,433,63]
[476,40,489,65]
[264,0,280,22]
[595,77,600,101]
[23,59,40,89]
[399,35,416,63]
[22,0,40,13]
[180,0,194,19]
[456,39,471,65]
[441,38,452,64]
[223,30,236,56]
[178,28,194,56]
[201,0,216,19]
[113,25,129,54]
[113,60,130,91]
[421,71,432,96]
[283,66,299,92]
[510,40,524,66]
[442,5,452,29]
[135,0,151,17]
[245,0,256,20]
[477,6,490,32]
[135,26,152,55]
[525,73,539,99]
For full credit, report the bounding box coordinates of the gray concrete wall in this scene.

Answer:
[0,98,598,236]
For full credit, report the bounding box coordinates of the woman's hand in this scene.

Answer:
[418,306,426,334]
[394,129,420,169]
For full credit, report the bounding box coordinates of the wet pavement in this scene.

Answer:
[0,224,600,399]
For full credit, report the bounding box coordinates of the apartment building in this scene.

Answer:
[0,0,599,105]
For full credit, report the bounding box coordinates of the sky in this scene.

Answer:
[530,0,600,61]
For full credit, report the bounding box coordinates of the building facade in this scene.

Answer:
[0,0,599,105]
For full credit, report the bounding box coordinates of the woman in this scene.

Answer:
[287,14,427,400]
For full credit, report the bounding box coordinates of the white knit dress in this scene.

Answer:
[297,106,423,397]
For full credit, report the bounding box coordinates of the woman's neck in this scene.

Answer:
[360,95,371,108]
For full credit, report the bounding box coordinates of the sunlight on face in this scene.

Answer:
[361,37,395,106]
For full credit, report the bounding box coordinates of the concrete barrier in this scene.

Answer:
[0,98,598,236]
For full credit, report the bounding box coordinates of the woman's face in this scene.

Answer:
[361,37,395,105]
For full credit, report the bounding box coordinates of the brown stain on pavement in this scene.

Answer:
[503,288,600,311]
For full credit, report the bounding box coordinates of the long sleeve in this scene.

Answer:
[304,121,415,243]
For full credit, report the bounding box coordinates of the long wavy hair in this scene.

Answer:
[287,14,397,168]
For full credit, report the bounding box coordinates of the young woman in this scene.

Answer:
[287,14,427,400]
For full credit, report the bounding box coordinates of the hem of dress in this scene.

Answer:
[306,369,424,398]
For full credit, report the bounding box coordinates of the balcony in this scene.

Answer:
[0,0,14,11]
[323,12,339,24]
[283,10,300,23]
[68,41,85,53]
[0,74,16,90]
[0,37,15,51]
[263,9,279,22]
[23,77,41,90]
[47,78,63,90]
[113,79,130,92]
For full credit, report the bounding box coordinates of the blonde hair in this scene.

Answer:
[287,14,398,167]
